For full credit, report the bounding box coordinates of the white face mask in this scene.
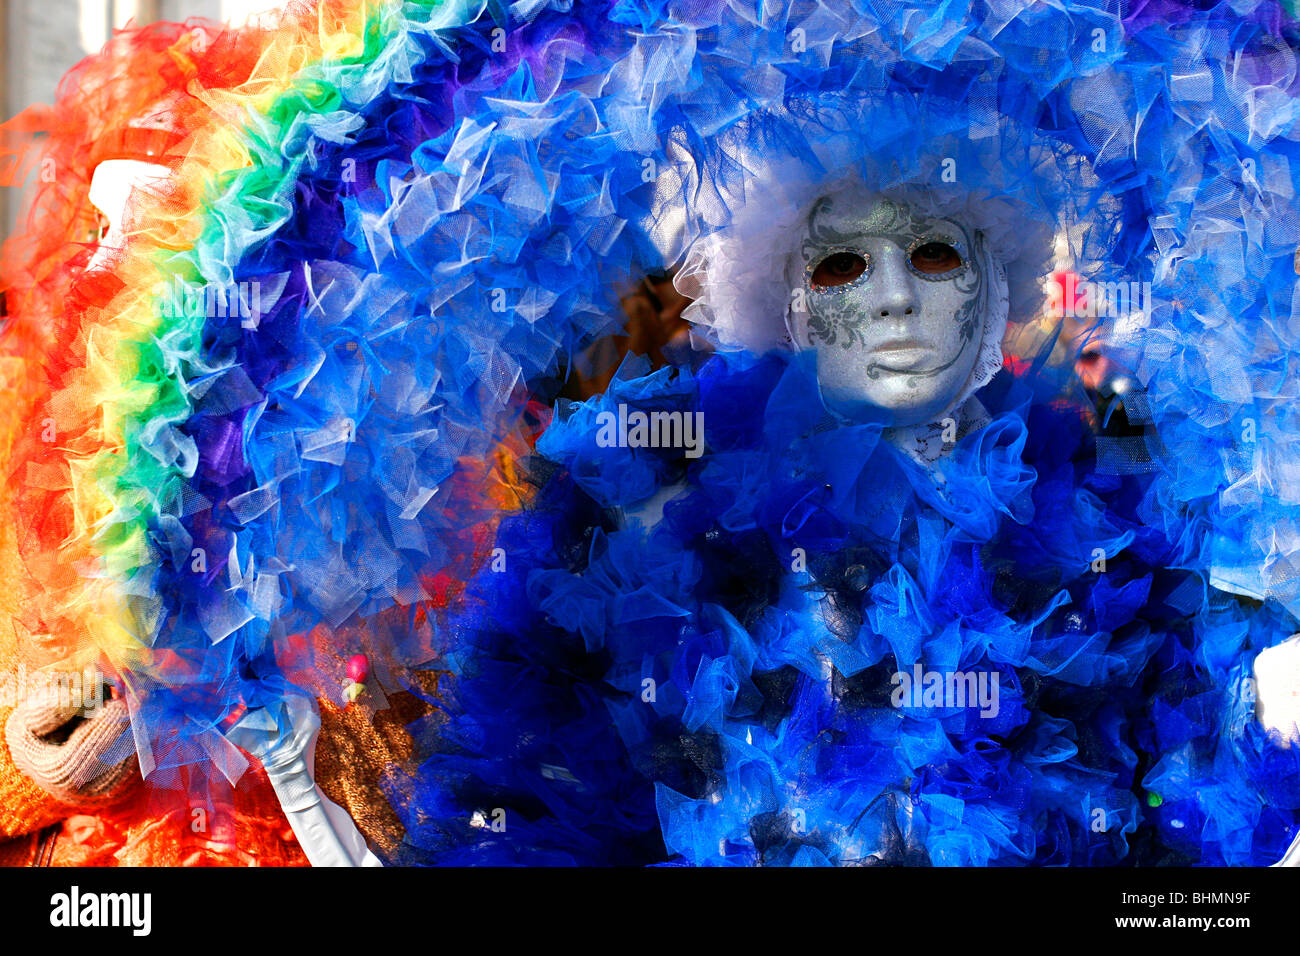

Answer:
[786,190,997,428]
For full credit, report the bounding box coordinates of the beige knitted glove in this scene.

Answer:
[4,683,139,809]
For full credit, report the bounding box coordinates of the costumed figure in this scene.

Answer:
[3,0,1300,868]
[396,0,1300,866]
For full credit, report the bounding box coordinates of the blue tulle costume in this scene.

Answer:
[363,0,1300,866]
[397,350,1300,865]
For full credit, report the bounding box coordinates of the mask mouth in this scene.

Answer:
[871,337,932,353]
[870,349,935,373]
[866,337,937,371]
[870,333,975,376]
[874,336,929,349]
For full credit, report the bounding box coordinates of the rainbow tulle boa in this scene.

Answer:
[0,0,1297,864]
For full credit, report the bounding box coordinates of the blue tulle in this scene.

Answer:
[405,350,1300,866]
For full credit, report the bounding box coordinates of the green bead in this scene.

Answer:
[1146,792,1163,808]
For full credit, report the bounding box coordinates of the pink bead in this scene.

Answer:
[347,654,370,684]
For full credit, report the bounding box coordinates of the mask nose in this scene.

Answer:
[874,246,917,319]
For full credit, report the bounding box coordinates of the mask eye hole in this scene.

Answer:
[909,240,963,275]
[810,251,868,290]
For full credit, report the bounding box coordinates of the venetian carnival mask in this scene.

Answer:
[786,189,999,428]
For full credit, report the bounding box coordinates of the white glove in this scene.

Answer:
[227,694,382,867]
